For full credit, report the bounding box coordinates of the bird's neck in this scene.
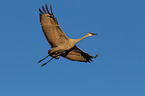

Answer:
[69,35,89,45]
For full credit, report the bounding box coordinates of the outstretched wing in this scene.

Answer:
[39,3,69,48]
[61,46,93,62]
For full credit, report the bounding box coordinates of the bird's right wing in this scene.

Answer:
[39,3,69,48]
[61,46,93,62]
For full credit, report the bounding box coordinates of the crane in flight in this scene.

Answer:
[38,3,99,67]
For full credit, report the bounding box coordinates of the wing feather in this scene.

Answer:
[45,3,50,14]
[50,4,53,15]
[39,8,44,14]
[61,46,93,62]
[39,3,69,48]
[42,5,47,14]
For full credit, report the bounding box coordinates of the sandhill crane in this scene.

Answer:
[38,3,99,67]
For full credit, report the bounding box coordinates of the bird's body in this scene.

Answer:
[38,3,98,66]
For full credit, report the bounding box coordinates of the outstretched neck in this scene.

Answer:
[69,35,89,45]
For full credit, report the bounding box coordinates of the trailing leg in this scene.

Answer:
[38,54,50,63]
[41,57,54,67]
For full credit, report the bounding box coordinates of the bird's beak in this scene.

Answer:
[92,33,98,35]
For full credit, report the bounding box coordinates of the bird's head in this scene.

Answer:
[87,32,98,36]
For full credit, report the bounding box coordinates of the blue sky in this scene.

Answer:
[0,0,145,96]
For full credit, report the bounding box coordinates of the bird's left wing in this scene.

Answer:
[39,3,69,48]
[61,46,94,62]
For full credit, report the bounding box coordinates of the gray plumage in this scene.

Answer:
[38,3,98,67]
